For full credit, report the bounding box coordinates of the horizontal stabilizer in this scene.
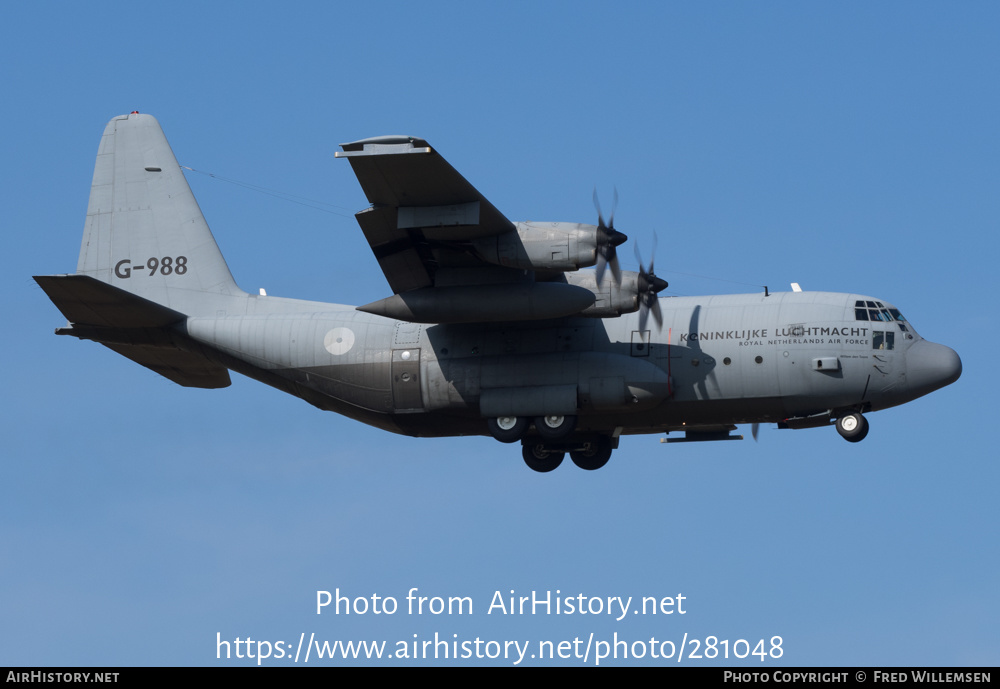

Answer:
[34,274,185,328]
[35,274,231,388]
[101,343,231,389]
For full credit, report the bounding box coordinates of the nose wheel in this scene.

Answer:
[836,413,869,443]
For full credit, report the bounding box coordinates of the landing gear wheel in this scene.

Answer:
[570,437,613,471]
[534,414,577,441]
[836,413,869,443]
[522,444,564,473]
[487,416,528,443]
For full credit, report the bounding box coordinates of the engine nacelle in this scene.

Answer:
[470,222,599,272]
[563,271,642,318]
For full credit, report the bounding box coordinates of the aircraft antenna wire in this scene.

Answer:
[180,166,357,218]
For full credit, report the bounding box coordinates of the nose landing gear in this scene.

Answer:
[836,413,869,443]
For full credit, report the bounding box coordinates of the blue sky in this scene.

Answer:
[2,2,997,666]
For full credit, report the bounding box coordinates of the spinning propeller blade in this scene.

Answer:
[593,188,627,286]
[634,235,668,331]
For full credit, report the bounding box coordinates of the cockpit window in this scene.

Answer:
[855,301,907,323]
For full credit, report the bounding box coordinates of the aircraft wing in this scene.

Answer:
[336,136,517,294]
[337,136,611,324]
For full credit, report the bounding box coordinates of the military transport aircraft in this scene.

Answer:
[35,113,962,472]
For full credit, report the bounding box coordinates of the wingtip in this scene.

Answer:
[339,135,430,151]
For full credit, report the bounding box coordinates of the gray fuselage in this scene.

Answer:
[181,289,960,439]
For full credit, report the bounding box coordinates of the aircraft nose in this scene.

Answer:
[906,340,962,398]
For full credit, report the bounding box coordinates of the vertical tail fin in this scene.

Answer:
[77,113,244,313]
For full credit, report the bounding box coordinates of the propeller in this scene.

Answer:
[752,423,760,441]
[593,188,628,286]
[634,234,668,331]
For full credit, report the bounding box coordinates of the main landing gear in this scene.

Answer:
[486,416,530,443]
[836,412,869,443]
[521,444,564,473]
[568,436,613,471]
[486,415,576,443]
[486,415,613,471]
[521,436,614,472]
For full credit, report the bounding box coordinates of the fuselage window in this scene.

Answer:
[873,331,895,350]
